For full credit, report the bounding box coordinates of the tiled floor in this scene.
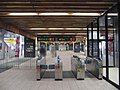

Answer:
[0,51,118,90]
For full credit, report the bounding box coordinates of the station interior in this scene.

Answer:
[0,0,120,90]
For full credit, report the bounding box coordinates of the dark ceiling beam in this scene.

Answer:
[0,9,105,13]
[0,16,96,19]
[29,30,87,33]
[0,0,117,2]
[0,0,117,36]
[0,6,109,9]
[0,1,115,5]
[37,34,87,36]
[0,17,94,21]
[0,3,113,6]
[3,19,93,22]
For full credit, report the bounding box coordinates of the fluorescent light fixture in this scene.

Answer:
[7,12,101,16]
[39,13,69,16]
[108,17,111,20]
[82,28,87,30]
[8,13,38,16]
[39,13,100,16]
[30,28,88,30]
[48,28,64,30]
[108,13,118,16]
[30,28,47,30]
[65,28,81,30]
[65,28,87,30]
[71,13,100,16]
[93,28,97,30]
[65,28,80,30]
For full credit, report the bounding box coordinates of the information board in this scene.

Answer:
[24,37,35,57]
[37,35,76,41]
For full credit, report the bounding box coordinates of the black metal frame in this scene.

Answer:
[87,25,89,56]
[87,2,120,89]
[117,2,120,89]
[105,13,109,79]
[97,18,99,58]
[91,23,93,56]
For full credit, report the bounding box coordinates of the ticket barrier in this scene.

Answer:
[71,55,85,80]
[86,57,102,80]
[36,56,46,80]
[36,56,63,80]
[55,59,63,80]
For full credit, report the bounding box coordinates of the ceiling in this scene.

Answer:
[0,0,118,37]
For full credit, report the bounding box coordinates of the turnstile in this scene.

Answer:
[71,55,85,80]
[36,56,46,80]
[86,57,102,80]
[36,56,63,80]
[55,59,63,80]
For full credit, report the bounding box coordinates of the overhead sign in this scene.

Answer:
[37,35,76,41]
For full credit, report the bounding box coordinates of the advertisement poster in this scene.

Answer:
[15,36,20,57]
[24,37,35,57]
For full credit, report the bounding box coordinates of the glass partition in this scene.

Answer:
[88,24,92,56]
[93,20,98,57]
[87,2,120,88]
[99,15,107,78]
[107,6,119,85]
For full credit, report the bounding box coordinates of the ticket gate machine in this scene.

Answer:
[36,56,63,80]
[55,57,63,80]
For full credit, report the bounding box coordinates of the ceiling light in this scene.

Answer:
[82,28,87,30]
[65,28,87,30]
[39,13,69,16]
[71,13,100,16]
[7,12,101,16]
[108,17,111,20]
[48,28,64,30]
[7,13,38,16]
[65,28,81,30]
[30,28,47,30]
[108,13,118,16]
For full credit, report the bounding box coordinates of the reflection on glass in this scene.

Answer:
[88,24,92,56]
[93,41,98,57]
[99,15,106,78]
[93,21,98,57]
